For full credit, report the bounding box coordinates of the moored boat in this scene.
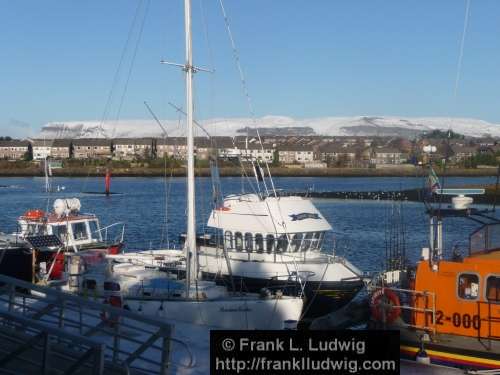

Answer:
[113,192,364,319]
[8,198,124,282]
[369,167,500,370]
[16,198,124,255]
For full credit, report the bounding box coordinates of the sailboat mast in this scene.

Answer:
[184,0,197,295]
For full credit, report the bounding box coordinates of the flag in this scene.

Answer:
[428,167,441,193]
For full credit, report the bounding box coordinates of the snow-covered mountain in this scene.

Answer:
[38,115,500,139]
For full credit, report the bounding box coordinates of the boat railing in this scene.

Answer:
[371,285,437,333]
[476,300,500,344]
[0,273,193,374]
[94,222,125,244]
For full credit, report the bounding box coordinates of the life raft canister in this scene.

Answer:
[370,288,401,324]
[24,209,45,220]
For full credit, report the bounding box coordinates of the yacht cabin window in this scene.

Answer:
[317,232,325,249]
[234,232,243,251]
[266,234,275,253]
[277,235,288,253]
[311,232,322,249]
[224,231,233,250]
[245,233,253,252]
[82,279,96,290]
[72,222,88,241]
[292,233,302,252]
[255,234,264,253]
[486,276,500,303]
[301,232,314,251]
[458,273,479,300]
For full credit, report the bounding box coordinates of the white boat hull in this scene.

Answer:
[121,296,303,330]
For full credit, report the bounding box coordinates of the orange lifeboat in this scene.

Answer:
[369,166,500,370]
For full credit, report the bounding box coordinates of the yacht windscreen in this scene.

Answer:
[470,223,500,254]
[72,222,88,241]
[52,224,68,243]
[89,220,100,240]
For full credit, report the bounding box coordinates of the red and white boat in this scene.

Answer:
[13,198,124,281]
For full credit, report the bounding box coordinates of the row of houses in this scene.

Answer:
[1,136,496,167]
[0,137,409,167]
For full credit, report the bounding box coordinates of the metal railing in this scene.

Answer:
[94,222,125,244]
[476,300,500,345]
[0,274,184,375]
[0,309,105,374]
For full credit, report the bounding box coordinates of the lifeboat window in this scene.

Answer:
[277,235,288,253]
[486,276,500,303]
[458,273,479,300]
[72,222,88,241]
[255,234,264,253]
[224,231,233,250]
[245,233,253,252]
[292,234,303,252]
[266,234,275,253]
[235,232,243,251]
[301,232,313,252]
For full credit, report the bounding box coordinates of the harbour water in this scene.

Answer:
[0,175,497,274]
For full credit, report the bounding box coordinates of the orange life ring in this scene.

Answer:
[24,209,45,220]
[370,288,401,324]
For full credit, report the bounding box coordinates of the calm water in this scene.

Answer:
[0,175,497,273]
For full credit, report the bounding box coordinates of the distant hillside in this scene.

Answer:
[39,115,500,139]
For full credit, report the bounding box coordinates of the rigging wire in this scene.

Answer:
[437,0,471,222]
[81,0,149,194]
[112,0,151,139]
[98,0,145,136]
[217,0,277,197]
[216,1,311,290]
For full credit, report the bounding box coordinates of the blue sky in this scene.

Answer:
[1,0,500,137]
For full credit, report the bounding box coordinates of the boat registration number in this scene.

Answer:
[435,310,480,330]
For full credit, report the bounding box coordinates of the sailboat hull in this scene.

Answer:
[121,296,304,330]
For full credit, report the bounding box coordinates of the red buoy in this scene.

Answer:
[105,169,111,196]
